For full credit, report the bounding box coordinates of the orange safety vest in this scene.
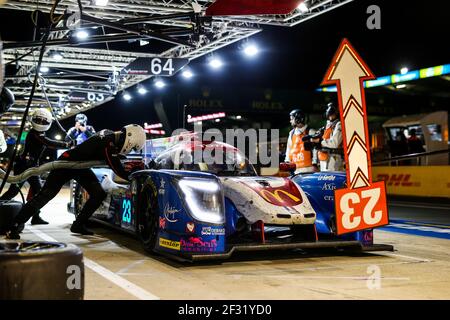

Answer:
[318,122,338,162]
[288,129,313,169]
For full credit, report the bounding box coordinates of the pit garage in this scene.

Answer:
[1,0,449,304]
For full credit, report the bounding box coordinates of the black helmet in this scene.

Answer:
[0,87,15,114]
[75,113,87,125]
[325,102,338,119]
[289,109,306,125]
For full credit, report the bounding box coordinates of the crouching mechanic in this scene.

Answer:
[0,108,72,224]
[312,103,344,171]
[285,109,318,174]
[6,124,146,239]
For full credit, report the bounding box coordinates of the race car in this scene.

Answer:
[73,135,392,261]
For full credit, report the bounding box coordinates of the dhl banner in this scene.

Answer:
[373,166,450,198]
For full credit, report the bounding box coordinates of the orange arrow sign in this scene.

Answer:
[321,39,389,235]
[322,39,376,189]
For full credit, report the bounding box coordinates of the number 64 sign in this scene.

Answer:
[322,39,389,235]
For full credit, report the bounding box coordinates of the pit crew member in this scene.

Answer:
[0,108,72,225]
[285,109,318,173]
[311,103,344,171]
[6,124,146,239]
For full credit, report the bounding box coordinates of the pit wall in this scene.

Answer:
[372,166,450,198]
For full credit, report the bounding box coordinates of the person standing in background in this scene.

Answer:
[311,103,344,172]
[65,113,96,146]
[285,109,318,174]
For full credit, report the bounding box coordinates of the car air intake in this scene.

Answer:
[276,214,291,219]
[304,213,315,218]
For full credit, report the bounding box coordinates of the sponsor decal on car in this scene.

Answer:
[158,178,166,195]
[159,237,181,251]
[318,175,336,181]
[131,181,138,195]
[322,183,337,191]
[186,222,195,233]
[201,226,225,236]
[181,237,218,252]
[159,217,167,230]
[259,189,301,206]
[164,203,180,223]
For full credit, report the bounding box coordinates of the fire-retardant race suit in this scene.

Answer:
[285,109,317,174]
[0,109,71,225]
[6,125,146,239]
[317,103,344,172]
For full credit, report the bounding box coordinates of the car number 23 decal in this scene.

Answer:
[122,199,132,224]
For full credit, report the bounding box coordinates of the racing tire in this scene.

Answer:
[0,201,23,235]
[137,180,159,253]
[0,241,84,299]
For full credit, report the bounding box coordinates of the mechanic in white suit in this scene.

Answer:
[311,103,344,171]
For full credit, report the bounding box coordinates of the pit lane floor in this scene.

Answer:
[2,188,450,300]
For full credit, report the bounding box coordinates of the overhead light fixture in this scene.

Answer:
[215,119,221,123]
[154,79,165,88]
[75,30,89,40]
[396,84,407,89]
[243,43,259,57]
[297,2,309,13]
[400,67,409,75]
[209,57,223,69]
[236,115,242,119]
[137,85,147,95]
[182,69,193,79]
[39,66,50,73]
[51,52,63,61]
[54,134,62,140]
[123,91,132,101]
[94,0,109,6]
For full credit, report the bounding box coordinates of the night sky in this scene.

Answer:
[1,0,449,132]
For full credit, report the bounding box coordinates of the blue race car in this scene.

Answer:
[73,136,392,261]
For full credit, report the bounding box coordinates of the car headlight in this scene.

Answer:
[177,178,225,224]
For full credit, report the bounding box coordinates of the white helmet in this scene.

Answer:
[120,124,146,154]
[31,108,53,132]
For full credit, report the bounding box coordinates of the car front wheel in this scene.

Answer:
[137,179,159,253]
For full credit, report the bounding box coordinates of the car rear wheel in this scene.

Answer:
[137,180,159,253]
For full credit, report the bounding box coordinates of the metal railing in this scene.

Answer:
[373,149,450,166]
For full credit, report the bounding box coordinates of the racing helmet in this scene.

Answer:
[75,113,87,125]
[119,124,146,155]
[0,87,15,114]
[31,108,53,132]
[289,109,306,126]
[325,102,338,119]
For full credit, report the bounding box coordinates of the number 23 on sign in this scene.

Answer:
[334,181,388,235]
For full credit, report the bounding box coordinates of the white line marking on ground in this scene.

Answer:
[27,226,160,300]
[116,260,146,275]
[378,252,432,263]
[83,259,159,300]
[266,275,410,281]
